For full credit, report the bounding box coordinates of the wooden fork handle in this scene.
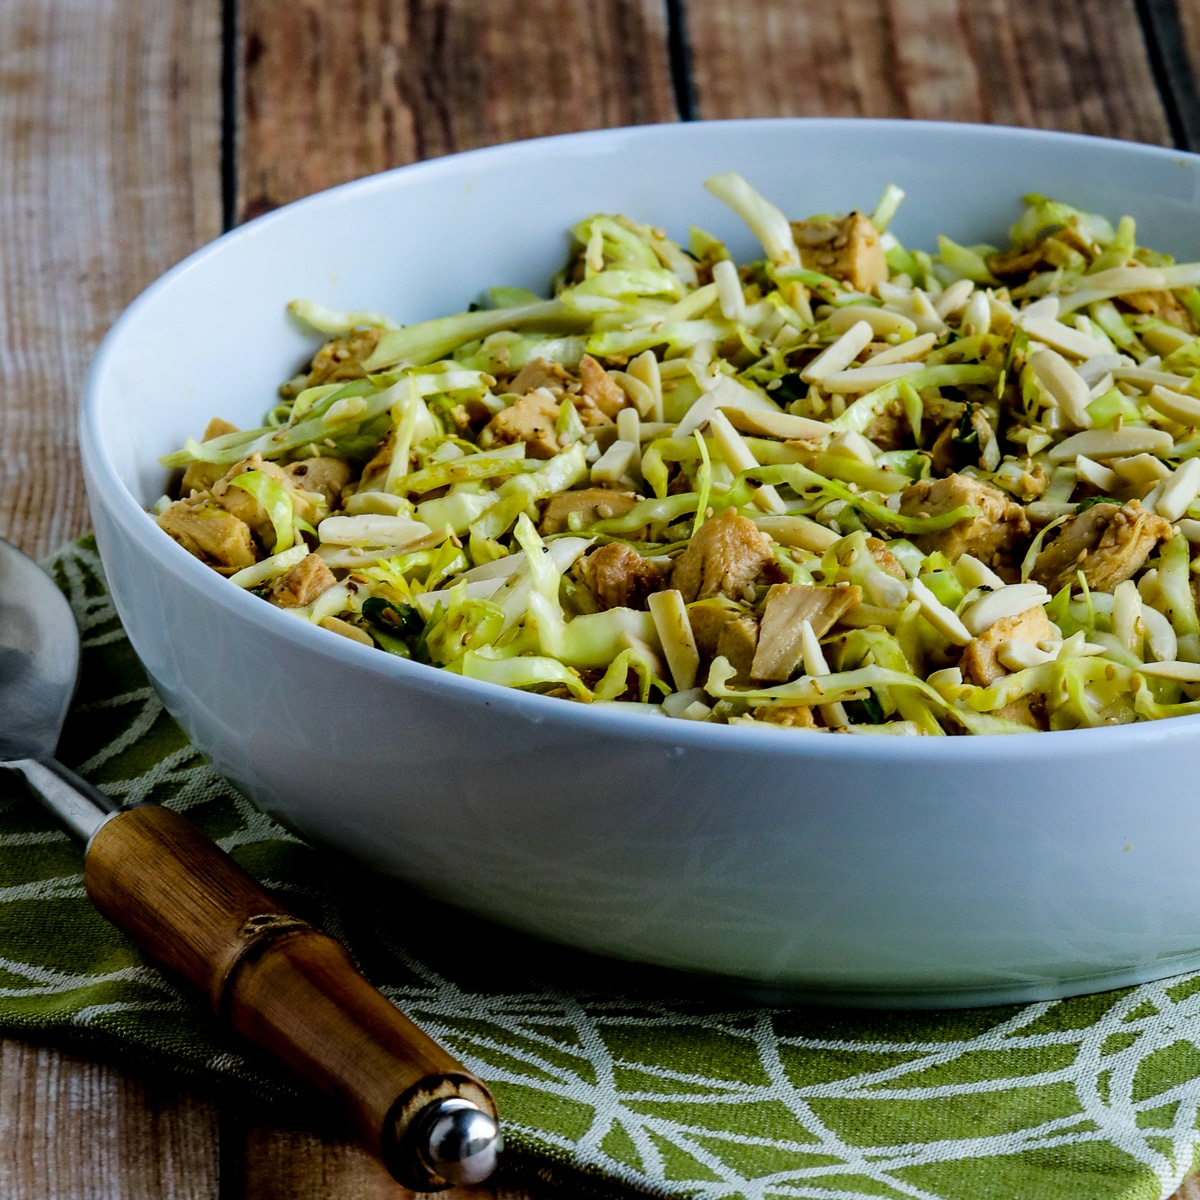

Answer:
[82,804,495,1190]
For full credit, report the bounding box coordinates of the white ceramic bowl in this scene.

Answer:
[80,120,1200,1007]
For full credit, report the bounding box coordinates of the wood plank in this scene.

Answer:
[0,0,223,559]
[0,1040,220,1199]
[683,0,1171,144]
[231,2,675,1192]
[239,1114,548,1199]
[1154,0,1200,150]
[0,0,225,1193]
[237,0,678,222]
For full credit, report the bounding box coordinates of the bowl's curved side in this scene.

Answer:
[80,119,1200,1004]
[84,484,1200,1004]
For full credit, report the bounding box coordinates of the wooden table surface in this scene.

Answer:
[5,0,1200,1194]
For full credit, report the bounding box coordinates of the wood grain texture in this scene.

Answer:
[1167,0,1200,148]
[0,1040,220,1199]
[240,1116,549,1199]
[683,0,1171,144]
[0,0,223,558]
[236,0,677,221]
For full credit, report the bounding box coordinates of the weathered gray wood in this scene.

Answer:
[237,0,678,221]
[0,1041,220,1199]
[0,0,223,557]
[683,0,1171,145]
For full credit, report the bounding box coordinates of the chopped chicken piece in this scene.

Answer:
[929,423,957,476]
[284,457,354,506]
[759,705,818,728]
[986,243,1050,278]
[1117,289,1192,329]
[899,473,1030,568]
[509,358,575,395]
[318,615,374,645]
[156,498,257,573]
[582,543,666,610]
[180,417,240,495]
[751,584,862,682]
[985,229,1091,279]
[687,597,746,657]
[863,404,909,451]
[993,697,1046,729]
[359,428,398,489]
[202,417,240,440]
[210,454,318,547]
[1030,502,1173,594]
[960,606,1055,686]
[790,212,888,293]
[579,354,628,418]
[715,614,759,684]
[306,328,384,386]
[671,509,777,603]
[264,552,337,608]
[539,488,641,535]
[866,537,905,578]
[484,388,561,459]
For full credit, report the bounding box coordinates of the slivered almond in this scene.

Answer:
[1020,316,1111,359]
[1076,455,1117,491]
[1111,367,1190,391]
[800,321,874,383]
[648,589,700,692]
[1030,347,1093,428]
[707,410,786,513]
[866,332,938,365]
[1136,660,1200,682]
[317,515,432,547]
[1111,453,1171,487]
[1140,605,1178,662]
[752,514,840,551]
[720,407,829,442]
[1147,384,1200,427]
[996,640,1055,671]
[910,579,971,646]
[934,279,974,319]
[961,585,1050,637]
[1048,427,1174,462]
[798,619,848,728]
[818,362,923,393]
[828,305,917,339]
[1154,457,1200,521]
[955,554,1005,590]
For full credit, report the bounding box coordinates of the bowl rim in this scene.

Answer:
[80,116,1200,760]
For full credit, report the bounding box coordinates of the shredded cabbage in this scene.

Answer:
[155,176,1200,733]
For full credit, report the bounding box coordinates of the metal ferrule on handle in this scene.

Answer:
[65,802,498,1190]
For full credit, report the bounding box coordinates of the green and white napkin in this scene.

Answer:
[3,535,1200,1200]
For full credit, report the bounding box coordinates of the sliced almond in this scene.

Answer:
[720,407,830,443]
[865,332,938,365]
[1030,347,1093,428]
[1020,316,1111,360]
[818,362,924,393]
[961,585,1050,637]
[1048,427,1174,463]
[910,578,971,646]
[828,305,917,339]
[648,589,700,692]
[800,321,874,383]
[1147,384,1200,428]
